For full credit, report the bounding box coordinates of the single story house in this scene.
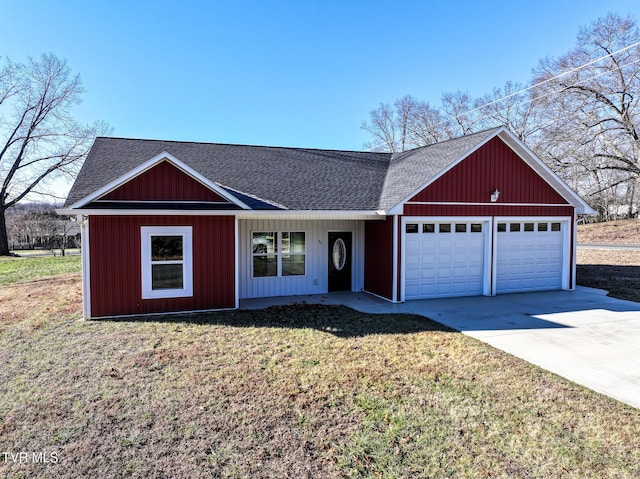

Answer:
[60,127,594,319]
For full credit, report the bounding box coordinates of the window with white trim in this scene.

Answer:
[141,226,193,299]
[252,231,305,277]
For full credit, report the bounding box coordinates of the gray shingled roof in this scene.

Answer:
[65,128,502,211]
[380,128,500,210]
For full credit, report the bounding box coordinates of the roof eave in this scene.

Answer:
[56,208,386,219]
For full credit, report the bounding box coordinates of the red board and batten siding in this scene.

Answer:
[409,137,568,206]
[102,161,228,203]
[89,215,235,318]
[364,218,394,300]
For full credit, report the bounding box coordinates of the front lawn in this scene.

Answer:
[1,275,639,478]
[0,254,81,286]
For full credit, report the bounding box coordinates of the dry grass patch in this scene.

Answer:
[1,277,640,478]
[578,218,640,244]
[0,273,82,326]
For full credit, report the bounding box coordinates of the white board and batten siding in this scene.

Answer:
[238,219,364,299]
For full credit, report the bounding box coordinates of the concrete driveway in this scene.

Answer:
[399,287,640,409]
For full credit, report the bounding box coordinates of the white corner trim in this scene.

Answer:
[392,215,399,303]
[69,152,251,210]
[234,216,240,309]
[79,215,91,319]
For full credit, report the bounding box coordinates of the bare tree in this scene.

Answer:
[362,102,399,152]
[531,13,640,217]
[407,101,451,146]
[394,95,419,152]
[475,81,543,143]
[0,54,106,255]
[362,95,463,152]
[441,91,484,136]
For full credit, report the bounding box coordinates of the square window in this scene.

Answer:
[439,224,451,233]
[282,255,305,276]
[253,255,278,277]
[423,224,435,233]
[152,264,184,289]
[151,236,183,261]
[524,223,534,232]
[510,223,521,232]
[497,223,506,232]
[551,223,561,231]
[470,224,482,233]
[286,232,305,253]
[455,224,467,233]
[406,224,418,233]
[538,223,548,232]
[252,232,276,254]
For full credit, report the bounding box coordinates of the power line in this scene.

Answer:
[365,40,640,152]
[459,40,640,120]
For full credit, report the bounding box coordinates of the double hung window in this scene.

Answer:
[141,226,193,299]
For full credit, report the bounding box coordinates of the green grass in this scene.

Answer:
[1,280,639,478]
[0,255,81,285]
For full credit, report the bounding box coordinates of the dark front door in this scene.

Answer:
[328,232,352,292]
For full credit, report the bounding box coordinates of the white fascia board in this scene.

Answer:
[56,208,242,216]
[237,210,385,219]
[68,151,250,210]
[56,208,386,219]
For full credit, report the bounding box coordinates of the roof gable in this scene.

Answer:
[69,151,250,210]
[101,160,230,203]
[384,127,594,215]
[410,136,568,204]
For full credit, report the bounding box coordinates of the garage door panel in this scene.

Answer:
[496,221,564,294]
[405,221,485,300]
[405,268,419,281]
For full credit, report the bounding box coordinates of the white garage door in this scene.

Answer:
[496,221,564,293]
[405,221,485,299]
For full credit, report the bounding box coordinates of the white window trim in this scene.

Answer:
[141,226,193,299]
[251,230,307,278]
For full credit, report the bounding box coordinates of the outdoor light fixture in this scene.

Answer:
[491,189,500,202]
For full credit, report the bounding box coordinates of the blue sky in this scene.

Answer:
[3,0,640,155]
